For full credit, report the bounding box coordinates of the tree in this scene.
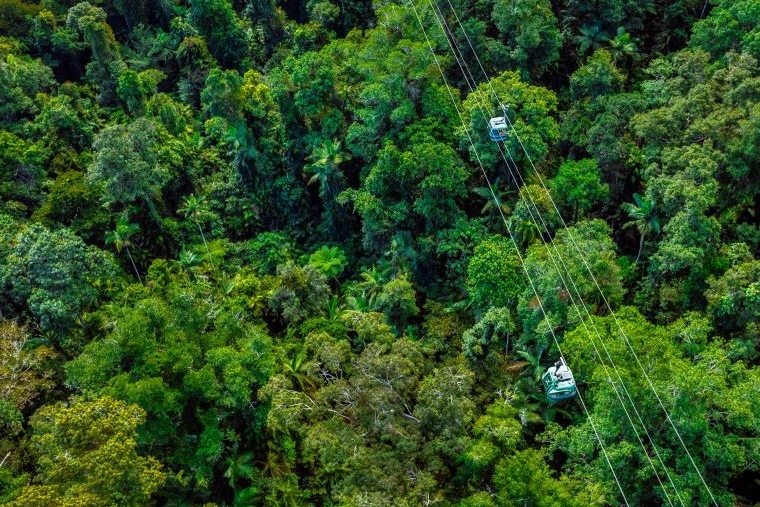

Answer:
[492,449,607,507]
[0,0,41,37]
[116,68,165,116]
[305,140,351,237]
[201,69,291,229]
[244,231,295,275]
[519,219,623,345]
[467,234,525,314]
[414,360,476,438]
[8,397,165,507]
[0,131,45,211]
[569,50,626,101]
[0,320,55,411]
[339,135,468,253]
[471,176,513,221]
[561,307,760,506]
[305,140,349,201]
[689,0,760,57]
[462,306,515,361]
[269,263,331,324]
[0,50,56,128]
[88,117,174,216]
[574,24,610,58]
[0,224,118,338]
[105,216,142,283]
[621,193,660,265]
[374,275,419,333]
[65,280,275,498]
[32,170,109,244]
[549,159,609,221]
[491,0,561,78]
[705,259,760,348]
[335,4,444,161]
[179,194,213,263]
[66,2,125,102]
[608,27,640,65]
[459,70,559,170]
[188,0,251,69]
[274,51,345,145]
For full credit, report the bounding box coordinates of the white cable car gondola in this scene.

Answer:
[541,357,577,401]
[488,104,510,142]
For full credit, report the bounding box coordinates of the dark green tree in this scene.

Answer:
[0,224,119,338]
[66,2,125,102]
[491,0,561,78]
[188,0,252,69]
[88,117,175,217]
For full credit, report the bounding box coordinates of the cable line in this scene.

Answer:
[437,3,719,505]
[403,1,630,504]
[428,3,680,504]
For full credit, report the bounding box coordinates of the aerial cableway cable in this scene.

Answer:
[427,2,680,504]
[428,2,685,505]
[403,0,631,504]
[434,1,720,505]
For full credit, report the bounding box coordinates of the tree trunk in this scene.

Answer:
[126,246,143,284]
[196,221,216,273]
[634,232,646,266]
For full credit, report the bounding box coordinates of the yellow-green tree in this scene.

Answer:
[9,397,165,507]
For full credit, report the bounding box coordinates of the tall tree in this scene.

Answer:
[467,234,525,314]
[621,193,660,265]
[305,139,348,201]
[0,320,55,412]
[66,2,125,102]
[0,224,118,339]
[549,158,609,221]
[105,216,142,283]
[88,117,175,218]
[178,194,212,263]
[7,397,165,507]
[459,70,559,170]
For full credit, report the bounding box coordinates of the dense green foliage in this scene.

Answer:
[0,0,758,505]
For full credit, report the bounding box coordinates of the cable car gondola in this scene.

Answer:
[488,104,510,142]
[541,357,577,401]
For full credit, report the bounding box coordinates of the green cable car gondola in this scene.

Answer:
[488,104,510,142]
[541,357,577,401]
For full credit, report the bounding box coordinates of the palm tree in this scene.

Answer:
[622,193,660,265]
[608,27,639,64]
[471,176,513,218]
[575,24,610,57]
[308,245,348,279]
[179,247,200,271]
[325,295,344,320]
[346,265,387,311]
[282,351,314,391]
[305,140,349,200]
[511,345,571,422]
[106,216,142,284]
[179,194,216,273]
[515,218,541,247]
[224,452,256,488]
